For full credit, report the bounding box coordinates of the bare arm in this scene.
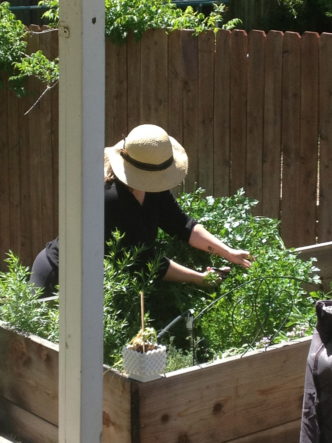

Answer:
[188,223,252,268]
[162,259,209,286]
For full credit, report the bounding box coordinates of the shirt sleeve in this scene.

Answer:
[158,191,197,242]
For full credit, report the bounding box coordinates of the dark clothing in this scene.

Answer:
[29,247,58,297]
[104,180,196,277]
[30,180,197,294]
[300,300,332,442]
[45,236,59,269]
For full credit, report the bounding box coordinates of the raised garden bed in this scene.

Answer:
[0,241,331,442]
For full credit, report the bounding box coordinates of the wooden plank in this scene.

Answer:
[137,338,311,442]
[38,28,56,251]
[181,31,199,193]
[126,34,141,131]
[197,31,215,195]
[102,369,132,443]
[214,30,231,197]
[0,397,58,443]
[0,323,59,426]
[297,241,332,291]
[280,32,302,247]
[18,80,32,267]
[262,31,283,220]
[105,38,128,146]
[230,30,248,194]
[298,32,320,246]
[246,30,266,212]
[50,29,59,240]
[227,419,300,442]
[26,26,43,263]
[7,86,21,262]
[168,30,184,144]
[318,33,332,243]
[0,73,10,270]
[139,29,168,128]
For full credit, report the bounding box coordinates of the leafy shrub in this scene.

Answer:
[0,189,326,371]
[0,251,59,340]
[104,0,241,43]
[0,2,58,95]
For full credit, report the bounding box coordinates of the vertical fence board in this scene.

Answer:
[127,34,141,132]
[299,32,320,244]
[280,32,302,247]
[168,31,184,146]
[262,31,283,220]
[246,30,266,213]
[26,27,43,261]
[198,32,215,195]
[140,29,168,127]
[39,27,55,249]
[181,31,199,193]
[0,74,10,266]
[50,30,59,237]
[105,38,128,146]
[214,30,231,197]
[230,30,248,194]
[7,85,21,260]
[18,90,32,266]
[318,33,332,242]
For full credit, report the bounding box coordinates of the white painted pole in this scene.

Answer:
[58,0,105,441]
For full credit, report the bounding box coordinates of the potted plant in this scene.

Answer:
[122,292,167,382]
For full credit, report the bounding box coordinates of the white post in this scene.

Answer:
[58,0,105,441]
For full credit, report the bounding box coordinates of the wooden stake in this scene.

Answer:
[140,291,145,353]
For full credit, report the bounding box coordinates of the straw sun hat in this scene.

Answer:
[105,124,188,192]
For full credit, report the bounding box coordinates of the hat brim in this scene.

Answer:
[105,136,188,192]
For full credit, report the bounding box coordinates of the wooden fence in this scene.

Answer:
[0,28,332,269]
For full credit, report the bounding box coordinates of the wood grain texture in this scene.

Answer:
[262,31,283,220]
[136,339,310,442]
[318,33,332,242]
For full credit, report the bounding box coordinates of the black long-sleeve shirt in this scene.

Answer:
[45,180,197,279]
[104,179,197,278]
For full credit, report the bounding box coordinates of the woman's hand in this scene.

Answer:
[203,266,231,287]
[226,249,253,269]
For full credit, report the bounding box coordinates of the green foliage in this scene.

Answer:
[105,0,241,43]
[40,0,241,44]
[0,190,326,372]
[103,231,162,365]
[12,50,59,86]
[38,0,59,26]
[0,251,59,340]
[106,0,239,42]
[0,2,58,95]
[0,2,27,92]
[165,188,321,357]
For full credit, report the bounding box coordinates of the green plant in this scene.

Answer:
[0,2,58,95]
[40,0,241,44]
[105,0,241,43]
[0,251,59,339]
[0,189,326,371]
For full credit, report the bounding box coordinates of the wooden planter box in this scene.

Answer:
[0,242,331,443]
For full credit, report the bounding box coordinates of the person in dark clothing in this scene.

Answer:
[300,300,332,443]
[29,124,252,296]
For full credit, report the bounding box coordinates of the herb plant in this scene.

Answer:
[0,189,326,371]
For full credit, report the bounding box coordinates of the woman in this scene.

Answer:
[30,124,252,296]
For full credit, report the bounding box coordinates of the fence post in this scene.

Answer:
[58,0,105,441]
